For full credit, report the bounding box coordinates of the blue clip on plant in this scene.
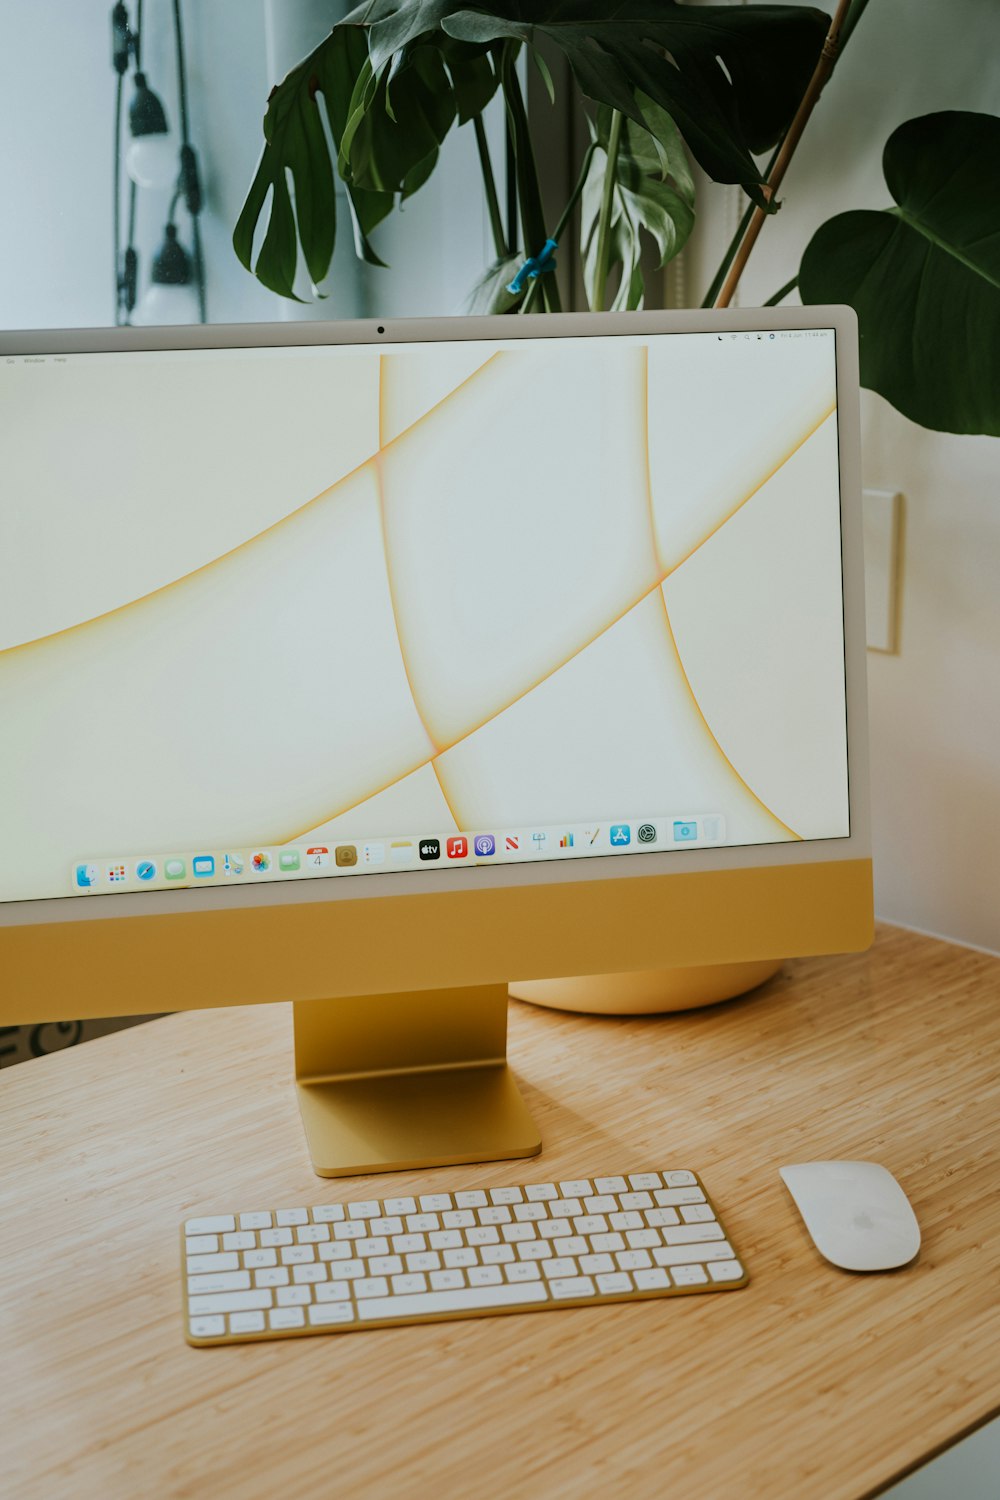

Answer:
[506,239,558,296]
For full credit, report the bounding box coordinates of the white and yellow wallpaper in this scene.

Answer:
[0,331,848,902]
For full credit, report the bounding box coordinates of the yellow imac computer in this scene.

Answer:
[0,308,872,1178]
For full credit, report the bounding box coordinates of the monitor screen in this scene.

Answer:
[0,326,847,905]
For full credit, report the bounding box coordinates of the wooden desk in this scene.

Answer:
[2,925,999,1499]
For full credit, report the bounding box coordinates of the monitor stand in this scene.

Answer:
[293,984,542,1178]
[509,959,782,1014]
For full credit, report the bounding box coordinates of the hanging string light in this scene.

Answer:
[110,0,206,325]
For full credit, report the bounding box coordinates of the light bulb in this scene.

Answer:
[125,134,179,191]
[133,281,202,326]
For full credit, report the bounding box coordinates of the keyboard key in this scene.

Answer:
[443,1248,477,1269]
[292,1264,327,1284]
[633,1268,671,1290]
[311,1204,345,1223]
[583,1196,617,1215]
[646,1208,680,1228]
[185,1216,235,1236]
[573,1216,608,1236]
[681,1204,717,1224]
[590,1233,626,1254]
[334,1222,369,1241]
[593,1176,628,1194]
[502,1223,537,1243]
[254,1268,289,1288]
[610,1212,643,1232]
[468,1265,503,1286]
[517,1241,552,1261]
[269,1307,305,1329]
[280,1246,316,1265]
[406,1214,440,1233]
[186,1252,239,1275]
[431,1270,466,1291]
[184,1235,218,1255]
[628,1173,662,1190]
[619,1192,653,1211]
[596,1272,632,1294]
[357,1283,548,1320]
[559,1180,592,1197]
[543,1258,579,1279]
[406,1252,441,1273]
[481,1244,514,1265]
[513,1203,548,1222]
[244,1249,277,1269]
[654,1188,705,1207]
[505,1262,541,1283]
[370,1218,403,1237]
[550,1236,588,1257]
[315,1281,350,1302]
[222,1232,256,1252]
[454,1190,488,1209]
[347,1201,381,1220]
[229,1310,266,1333]
[709,1260,744,1282]
[309,1303,354,1325]
[354,1238,389,1259]
[276,1286,311,1306]
[490,1186,523,1205]
[467,1226,500,1246]
[524,1183,557,1202]
[419,1194,453,1212]
[550,1277,596,1299]
[276,1209,308,1227]
[392,1234,427,1255]
[672,1264,708,1285]
[664,1171,697,1187]
[355,1278,389,1298]
[239,1212,272,1231]
[442,1210,476,1230]
[260,1228,293,1247]
[319,1243,354,1262]
[189,1290,273,1315]
[383,1197,416,1217]
[654,1242,735,1267]
[626,1230,662,1250]
[392,1273,428,1295]
[553,1198,582,1219]
[188,1272,251,1295]
[662,1223,724,1245]
[429,1231,464,1251]
[296,1224,330,1244]
[538,1219,571,1240]
[479,1206,512,1225]
[579,1254,615,1275]
[189,1315,225,1338]
[617,1250,653,1270]
[369,1256,403,1277]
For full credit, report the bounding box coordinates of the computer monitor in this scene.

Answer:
[0,308,872,1177]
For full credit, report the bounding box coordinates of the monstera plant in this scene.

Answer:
[235,0,1000,437]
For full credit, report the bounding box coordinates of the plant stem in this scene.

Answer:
[700,144,781,308]
[764,275,799,306]
[501,41,562,311]
[592,109,623,311]
[839,0,874,50]
[714,0,855,308]
[474,115,508,260]
[518,141,598,314]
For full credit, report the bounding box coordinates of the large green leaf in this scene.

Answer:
[441,1,827,205]
[466,252,526,313]
[799,112,1000,436]
[581,98,695,311]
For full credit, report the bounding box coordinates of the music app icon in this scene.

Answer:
[447,836,468,859]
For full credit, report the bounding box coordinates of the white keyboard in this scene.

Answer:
[182,1168,747,1345]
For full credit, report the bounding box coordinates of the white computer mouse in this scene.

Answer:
[779,1160,921,1272]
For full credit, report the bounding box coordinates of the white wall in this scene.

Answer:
[685,0,1000,955]
[0,0,503,328]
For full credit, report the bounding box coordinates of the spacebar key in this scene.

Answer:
[357,1283,548,1320]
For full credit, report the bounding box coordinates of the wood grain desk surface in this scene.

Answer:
[2,924,999,1500]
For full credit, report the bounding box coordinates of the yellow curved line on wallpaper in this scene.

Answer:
[289,410,833,844]
[1,351,504,660]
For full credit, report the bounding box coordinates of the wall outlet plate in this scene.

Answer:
[863,488,902,653]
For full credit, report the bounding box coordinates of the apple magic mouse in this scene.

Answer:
[779,1160,921,1272]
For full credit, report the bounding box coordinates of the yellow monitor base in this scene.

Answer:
[508,959,783,1015]
[293,984,541,1178]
